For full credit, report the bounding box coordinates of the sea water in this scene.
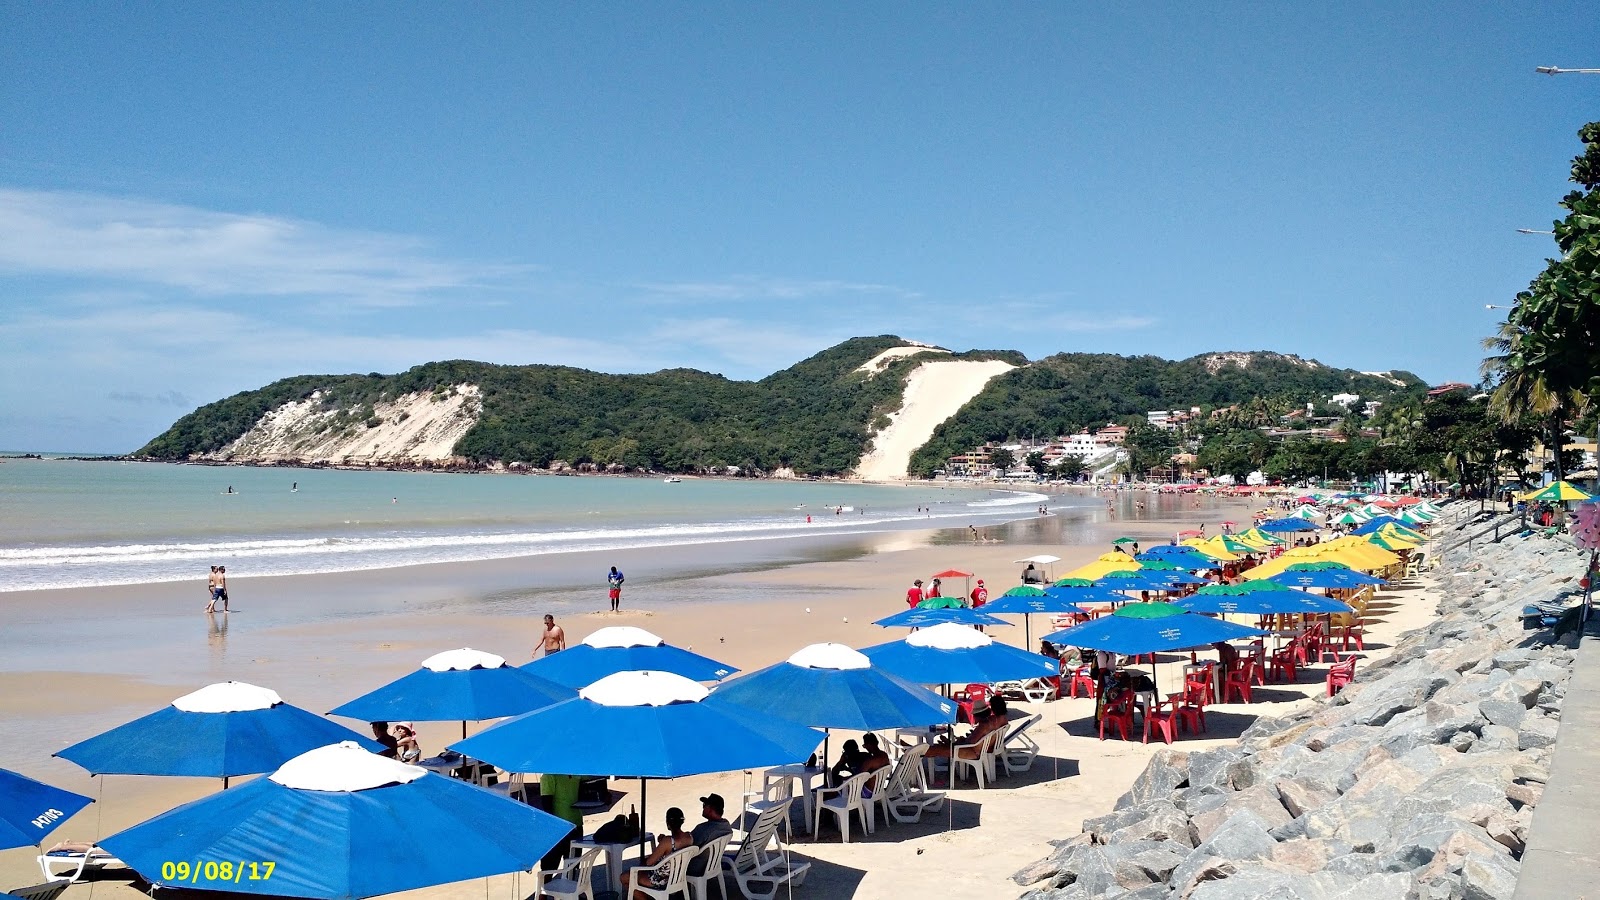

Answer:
[0,459,1066,591]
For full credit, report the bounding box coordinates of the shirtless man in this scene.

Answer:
[540,615,566,657]
[204,566,224,613]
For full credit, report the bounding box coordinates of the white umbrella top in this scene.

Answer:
[172,682,282,713]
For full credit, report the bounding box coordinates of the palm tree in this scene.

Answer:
[1482,320,1587,486]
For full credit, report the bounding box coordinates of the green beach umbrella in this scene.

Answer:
[1284,561,1351,572]
[1520,481,1593,502]
[1136,559,1187,572]
[916,595,966,610]
[1000,585,1049,598]
[1111,537,1139,545]
[1053,578,1096,588]
[1111,602,1186,619]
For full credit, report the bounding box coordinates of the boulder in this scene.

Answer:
[1275,777,1337,819]
[1459,852,1519,900]
[1127,750,1190,805]
[1505,780,1543,810]
[1191,785,1291,842]
[1476,699,1526,730]
[1516,714,1558,751]
[1185,868,1300,899]
[1185,748,1240,792]
[1105,801,1198,848]
[1192,808,1278,863]
[1102,841,1187,889]
[1011,833,1092,886]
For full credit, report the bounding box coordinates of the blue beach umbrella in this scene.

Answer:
[1094,570,1180,594]
[984,584,1111,647]
[521,626,737,688]
[1173,588,1351,616]
[99,742,572,900]
[1044,603,1269,657]
[1351,515,1407,536]
[58,682,382,785]
[330,648,575,737]
[454,670,822,857]
[0,769,93,850]
[873,607,1011,627]
[711,644,956,732]
[1268,567,1387,590]
[1259,517,1318,534]
[860,623,1059,685]
[1136,546,1220,569]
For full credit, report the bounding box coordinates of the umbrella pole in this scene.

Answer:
[639,778,648,860]
[1024,613,1031,650]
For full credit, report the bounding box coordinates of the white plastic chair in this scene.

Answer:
[723,802,810,900]
[812,769,873,842]
[950,729,1002,788]
[536,846,600,900]
[883,744,946,823]
[1001,713,1042,775]
[684,831,732,900]
[622,845,696,900]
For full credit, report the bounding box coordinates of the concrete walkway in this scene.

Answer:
[1514,616,1600,898]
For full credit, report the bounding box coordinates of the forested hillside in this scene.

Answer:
[139,337,957,475]
[140,340,1429,478]
[906,352,1428,476]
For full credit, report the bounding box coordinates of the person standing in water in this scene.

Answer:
[607,566,625,611]
[205,566,222,613]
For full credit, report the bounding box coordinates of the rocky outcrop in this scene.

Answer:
[1014,534,1586,900]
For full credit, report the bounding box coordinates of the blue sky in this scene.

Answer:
[2,3,1597,451]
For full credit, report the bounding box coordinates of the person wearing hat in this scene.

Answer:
[392,722,420,764]
[905,579,924,609]
[688,794,732,875]
[969,579,988,609]
[626,807,692,898]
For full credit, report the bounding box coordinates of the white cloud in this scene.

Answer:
[0,189,529,303]
[642,318,854,372]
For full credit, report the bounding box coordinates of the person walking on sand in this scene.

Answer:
[216,566,230,612]
[205,566,222,613]
[539,615,566,657]
[607,566,625,612]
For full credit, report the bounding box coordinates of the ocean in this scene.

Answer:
[0,459,1066,591]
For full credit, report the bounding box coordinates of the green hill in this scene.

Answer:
[138,340,1427,477]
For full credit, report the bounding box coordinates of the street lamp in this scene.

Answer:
[1536,66,1600,75]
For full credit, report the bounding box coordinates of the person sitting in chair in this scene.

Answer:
[392,722,421,764]
[828,739,868,786]
[687,795,732,877]
[860,734,891,774]
[926,696,1009,760]
[628,807,692,899]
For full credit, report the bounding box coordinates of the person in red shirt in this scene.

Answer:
[905,579,924,608]
[970,579,988,608]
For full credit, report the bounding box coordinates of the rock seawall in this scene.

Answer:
[1013,534,1587,900]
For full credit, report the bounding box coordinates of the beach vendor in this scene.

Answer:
[970,579,988,608]
[539,773,584,870]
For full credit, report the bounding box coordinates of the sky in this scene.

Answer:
[2,4,1598,452]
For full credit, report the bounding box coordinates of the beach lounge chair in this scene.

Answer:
[994,677,1055,703]
[740,770,796,840]
[621,845,696,900]
[38,843,124,883]
[812,769,873,842]
[880,744,945,823]
[1000,713,1042,775]
[9,882,70,900]
[683,832,732,900]
[722,803,810,900]
[535,846,600,900]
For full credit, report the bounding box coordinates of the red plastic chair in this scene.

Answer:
[1099,694,1135,741]
[953,684,991,725]
[1339,620,1366,652]
[1170,687,1208,735]
[1143,698,1178,745]
[1068,665,1097,699]
[1183,664,1215,706]
[1223,658,1257,703]
[1269,644,1299,683]
[1326,657,1357,696]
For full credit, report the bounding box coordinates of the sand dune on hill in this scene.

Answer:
[855,358,1016,481]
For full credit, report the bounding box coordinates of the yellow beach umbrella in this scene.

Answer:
[1185,537,1241,562]
[1065,552,1144,581]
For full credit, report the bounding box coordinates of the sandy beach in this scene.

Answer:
[0,491,1435,900]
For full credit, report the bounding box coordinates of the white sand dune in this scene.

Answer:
[206,384,480,464]
[854,342,948,376]
[855,359,1017,481]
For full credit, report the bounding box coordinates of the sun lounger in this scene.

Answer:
[994,677,1056,703]
[1000,713,1042,775]
[9,881,70,900]
[722,802,810,900]
[38,843,125,883]
[881,744,944,824]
